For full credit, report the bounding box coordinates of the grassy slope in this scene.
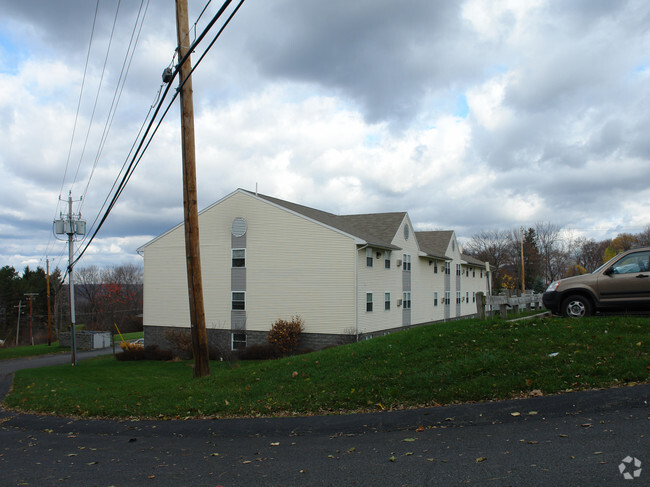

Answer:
[3,317,647,419]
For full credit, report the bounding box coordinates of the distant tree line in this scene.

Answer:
[0,265,63,344]
[0,263,143,346]
[74,264,143,334]
[463,223,650,293]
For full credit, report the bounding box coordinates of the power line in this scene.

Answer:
[70,0,123,192]
[79,0,151,214]
[71,0,245,267]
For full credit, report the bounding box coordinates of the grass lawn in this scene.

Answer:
[3,316,647,419]
[0,342,68,360]
[0,332,144,361]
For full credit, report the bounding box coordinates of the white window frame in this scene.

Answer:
[231,291,246,310]
[385,250,391,269]
[231,248,246,268]
[366,248,373,267]
[231,332,247,350]
[403,254,411,271]
[366,292,373,312]
[403,291,411,309]
[384,292,391,310]
[434,291,438,306]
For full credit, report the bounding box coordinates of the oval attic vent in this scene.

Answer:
[231,217,247,237]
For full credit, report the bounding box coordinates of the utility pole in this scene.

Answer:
[54,192,86,366]
[46,259,52,346]
[14,300,25,346]
[520,226,526,294]
[174,0,210,377]
[25,293,38,346]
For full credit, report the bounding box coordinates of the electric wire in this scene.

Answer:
[71,0,244,267]
[78,0,150,214]
[76,0,223,249]
[47,0,100,261]
[70,0,122,192]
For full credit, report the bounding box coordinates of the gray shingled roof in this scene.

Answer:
[244,190,487,267]
[244,190,403,250]
[415,231,453,259]
[461,253,487,267]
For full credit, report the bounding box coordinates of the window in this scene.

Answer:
[445,291,450,305]
[473,292,476,303]
[385,292,391,310]
[445,262,451,275]
[366,292,373,312]
[434,261,438,273]
[385,250,391,269]
[456,292,461,304]
[232,248,245,267]
[472,269,476,278]
[232,291,245,310]
[480,270,483,278]
[456,264,461,276]
[366,248,373,267]
[403,254,411,271]
[231,332,246,350]
[403,292,411,309]
[466,292,469,303]
[434,292,438,306]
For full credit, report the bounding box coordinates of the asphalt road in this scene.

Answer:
[0,354,648,486]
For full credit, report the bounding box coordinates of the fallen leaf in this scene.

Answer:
[476,457,487,463]
[402,438,416,442]
[415,425,425,432]
[511,412,521,417]
[270,442,280,446]
[389,455,396,462]
[528,411,538,416]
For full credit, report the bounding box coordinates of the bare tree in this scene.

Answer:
[575,238,611,272]
[75,265,102,326]
[535,222,563,284]
[464,229,511,291]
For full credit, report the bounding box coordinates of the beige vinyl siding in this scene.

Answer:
[356,247,402,334]
[142,190,357,335]
[142,225,189,328]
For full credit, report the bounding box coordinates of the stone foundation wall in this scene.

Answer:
[144,325,356,356]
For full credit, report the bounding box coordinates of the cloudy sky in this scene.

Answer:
[1,0,649,273]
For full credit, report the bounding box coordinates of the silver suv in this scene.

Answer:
[543,246,650,317]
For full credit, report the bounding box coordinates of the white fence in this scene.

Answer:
[476,292,546,319]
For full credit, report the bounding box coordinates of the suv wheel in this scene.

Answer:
[561,295,592,318]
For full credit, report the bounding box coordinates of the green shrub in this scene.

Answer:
[267,315,304,356]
